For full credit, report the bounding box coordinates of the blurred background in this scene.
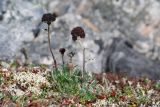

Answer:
[0,0,160,73]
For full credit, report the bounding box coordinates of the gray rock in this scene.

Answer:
[0,0,45,60]
[102,37,160,80]
[0,0,160,78]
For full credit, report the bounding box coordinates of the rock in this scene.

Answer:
[95,0,160,59]
[102,37,160,80]
[0,0,45,61]
[0,0,160,77]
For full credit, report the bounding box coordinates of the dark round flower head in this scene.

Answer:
[71,27,85,41]
[42,13,56,25]
[59,48,66,55]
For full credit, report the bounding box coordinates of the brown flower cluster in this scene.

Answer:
[59,48,66,55]
[71,27,85,41]
[42,13,57,25]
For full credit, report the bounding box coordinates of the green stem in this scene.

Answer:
[47,24,57,70]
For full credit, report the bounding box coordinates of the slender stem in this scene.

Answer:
[62,54,64,65]
[82,48,85,78]
[47,24,57,70]
[78,40,85,78]
[70,57,72,63]
[61,54,65,72]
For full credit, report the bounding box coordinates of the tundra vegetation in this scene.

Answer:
[0,13,160,107]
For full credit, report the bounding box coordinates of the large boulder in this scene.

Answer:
[102,37,160,80]
[0,0,44,61]
[0,0,160,76]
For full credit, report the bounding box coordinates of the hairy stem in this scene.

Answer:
[47,24,57,70]
[82,48,85,78]
[62,54,65,65]
[78,40,85,78]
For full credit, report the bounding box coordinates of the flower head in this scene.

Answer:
[59,48,66,55]
[42,13,57,25]
[71,27,85,41]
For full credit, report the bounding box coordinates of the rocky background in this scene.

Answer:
[0,0,160,79]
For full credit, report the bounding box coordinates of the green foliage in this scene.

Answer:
[10,95,18,102]
[50,65,81,95]
[138,96,149,104]
[123,85,133,96]
[49,65,99,104]
[0,73,3,85]
[155,81,160,90]
[79,85,96,103]
[108,96,118,103]
[18,95,28,107]
[0,92,5,100]
[38,90,47,99]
